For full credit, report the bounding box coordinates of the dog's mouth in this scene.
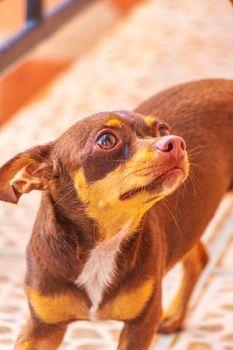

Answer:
[120,166,185,201]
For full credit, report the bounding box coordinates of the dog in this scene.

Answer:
[0,79,232,350]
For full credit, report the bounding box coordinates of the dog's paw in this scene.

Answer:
[158,316,184,334]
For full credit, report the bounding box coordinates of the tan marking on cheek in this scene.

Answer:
[145,116,155,127]
[74,146,161,237]
[131,146,157,164]
[75,168,129,237]
[98,278,154,320]
[105,118,122,128]
[26,287,88,323]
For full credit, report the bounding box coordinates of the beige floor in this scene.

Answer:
[0,0,233,349]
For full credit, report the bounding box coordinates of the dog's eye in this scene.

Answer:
[96,133,117,149]
[157,123,169,136]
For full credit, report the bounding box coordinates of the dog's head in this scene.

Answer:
[0,111,189,237]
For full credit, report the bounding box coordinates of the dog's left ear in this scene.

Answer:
[0,143,54,204]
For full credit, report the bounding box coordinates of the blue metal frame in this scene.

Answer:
[27,0,43,22]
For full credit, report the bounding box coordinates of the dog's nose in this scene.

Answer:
[156,135,186,160]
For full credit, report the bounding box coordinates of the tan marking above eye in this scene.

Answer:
[104,118,123,128]
[144,116,156,127]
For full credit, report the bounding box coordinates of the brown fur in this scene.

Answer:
[0,79,233,350]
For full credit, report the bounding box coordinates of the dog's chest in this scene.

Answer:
[76,223,130,320]
[26,222,153,325]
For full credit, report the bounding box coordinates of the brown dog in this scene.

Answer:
[0,79,233,350]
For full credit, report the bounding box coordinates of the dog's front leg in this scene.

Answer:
[15,316,67,350]
[117,288,162,350]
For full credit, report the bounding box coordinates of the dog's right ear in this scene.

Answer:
[0,143,54,204]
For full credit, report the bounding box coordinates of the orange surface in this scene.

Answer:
[0,0,24,39]
[0,59,71,125]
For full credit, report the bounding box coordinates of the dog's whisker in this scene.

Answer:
[164,200,183,240]
[188,172,197,198]
[189,161,207,173]
[188,151,203,159]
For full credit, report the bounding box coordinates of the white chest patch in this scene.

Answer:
[76,221,131,320]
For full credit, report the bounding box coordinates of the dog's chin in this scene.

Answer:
[120,167,186,201]
[155,168,186,195]
[143,167,186,198]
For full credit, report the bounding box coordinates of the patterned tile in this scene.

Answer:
[171,275,233,350]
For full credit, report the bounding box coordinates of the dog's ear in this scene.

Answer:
[0,143,54,204]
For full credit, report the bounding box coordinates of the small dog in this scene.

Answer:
[0,79,233,350]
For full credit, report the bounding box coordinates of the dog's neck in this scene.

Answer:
[46,189,144,243]
[39,192,142,253]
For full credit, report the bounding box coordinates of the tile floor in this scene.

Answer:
[0,0,233,349]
